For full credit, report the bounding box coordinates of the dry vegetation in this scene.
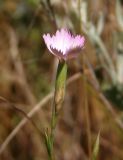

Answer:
[0,0,123,160]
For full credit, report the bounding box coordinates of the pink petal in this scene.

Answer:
[42,28,85,60]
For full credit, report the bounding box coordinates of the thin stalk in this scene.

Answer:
[85,94,91,159]
[78,0,81,32]
[46,60,67,160]
[82,55,91,159]
[51,60,67,128]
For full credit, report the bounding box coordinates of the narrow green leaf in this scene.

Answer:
[44,130,52,158]
[92,131,100,160]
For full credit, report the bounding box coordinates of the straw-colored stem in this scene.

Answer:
[82,55,91,159]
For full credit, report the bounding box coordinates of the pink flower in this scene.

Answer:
[43,28,85,60]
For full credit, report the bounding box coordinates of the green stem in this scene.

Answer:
[50,60,67,159]
[51,60,67,127]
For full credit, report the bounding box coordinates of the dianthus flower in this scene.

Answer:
[43,28,85,60]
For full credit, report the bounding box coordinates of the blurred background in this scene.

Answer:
[0,0,123,159]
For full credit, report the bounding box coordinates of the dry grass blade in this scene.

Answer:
[0,73,81,155]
